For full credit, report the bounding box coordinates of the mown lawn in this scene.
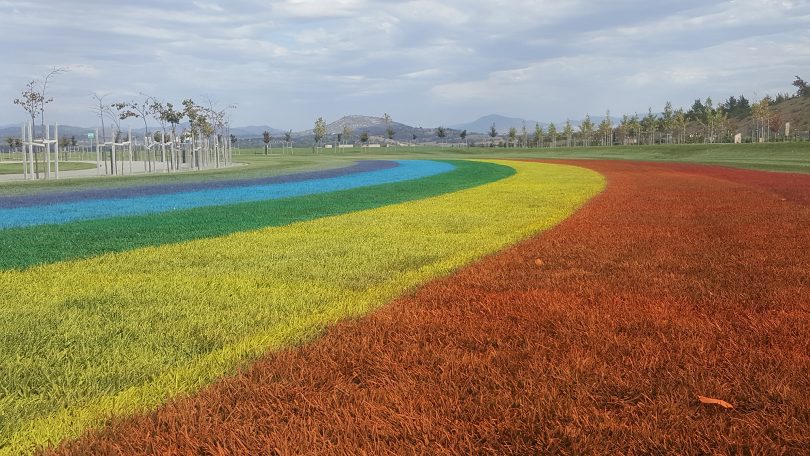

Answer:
[0,162,96,175]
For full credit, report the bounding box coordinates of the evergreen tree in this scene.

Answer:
[793,75,809,97]
[534,123,544,147]
[579,115,593,146]
[687,98,705,121]
[547,122,557,147]
[563,120,574,147]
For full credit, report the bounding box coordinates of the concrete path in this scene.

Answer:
[0,161,243,182]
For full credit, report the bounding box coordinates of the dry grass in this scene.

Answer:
[46,160,810,455]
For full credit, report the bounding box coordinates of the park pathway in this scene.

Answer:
[0,161,244,182]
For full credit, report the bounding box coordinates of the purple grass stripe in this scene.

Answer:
[0,160,396,209]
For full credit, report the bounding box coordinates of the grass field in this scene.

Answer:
[48,159,810,455]
[1,143,808,454]
[0,162,96,175]
[254,141,810,173]
[231,142,810,173]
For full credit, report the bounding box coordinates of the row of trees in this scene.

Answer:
[488,75,808,148]
[304,113,400,151]
[9,66,238,177]
[261,130,296,154]
[87,93,235,172]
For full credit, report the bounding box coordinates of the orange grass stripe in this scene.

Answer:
[47,160,810,455]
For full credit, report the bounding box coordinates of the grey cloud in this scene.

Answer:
[1,0,808,130]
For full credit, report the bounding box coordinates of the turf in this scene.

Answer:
[44,160,810,455]
[0,160,508,270]
[1,160,603,454]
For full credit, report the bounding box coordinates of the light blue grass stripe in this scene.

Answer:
[0,160,454,229]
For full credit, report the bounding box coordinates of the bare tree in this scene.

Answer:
[90,93,111,142]
[106,102,126,142]
[38,67,68,131]
[342,124,353,145]
[119,95,153,138]
[14,81,44,177]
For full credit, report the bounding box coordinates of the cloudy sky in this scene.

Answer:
[1,0,808,129]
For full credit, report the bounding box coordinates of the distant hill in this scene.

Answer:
[450,114,541,134]
[0,124,95,140]
[324,115,412,136]
[731,95,810,133]
[290,115,455,145]
[229,125,284,137]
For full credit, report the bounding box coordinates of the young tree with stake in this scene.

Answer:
[263,131,272,155]
[313,117,327,152]
[14,81,44,178]
[436,126,447,145]
[284,130,292,152]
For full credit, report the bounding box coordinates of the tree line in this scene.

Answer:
[485,75,809,148]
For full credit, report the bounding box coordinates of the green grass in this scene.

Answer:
[0,162,96,175]
[326,142,810,174]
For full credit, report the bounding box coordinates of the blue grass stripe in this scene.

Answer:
[0,160,454,229]
[0,160,396,208]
